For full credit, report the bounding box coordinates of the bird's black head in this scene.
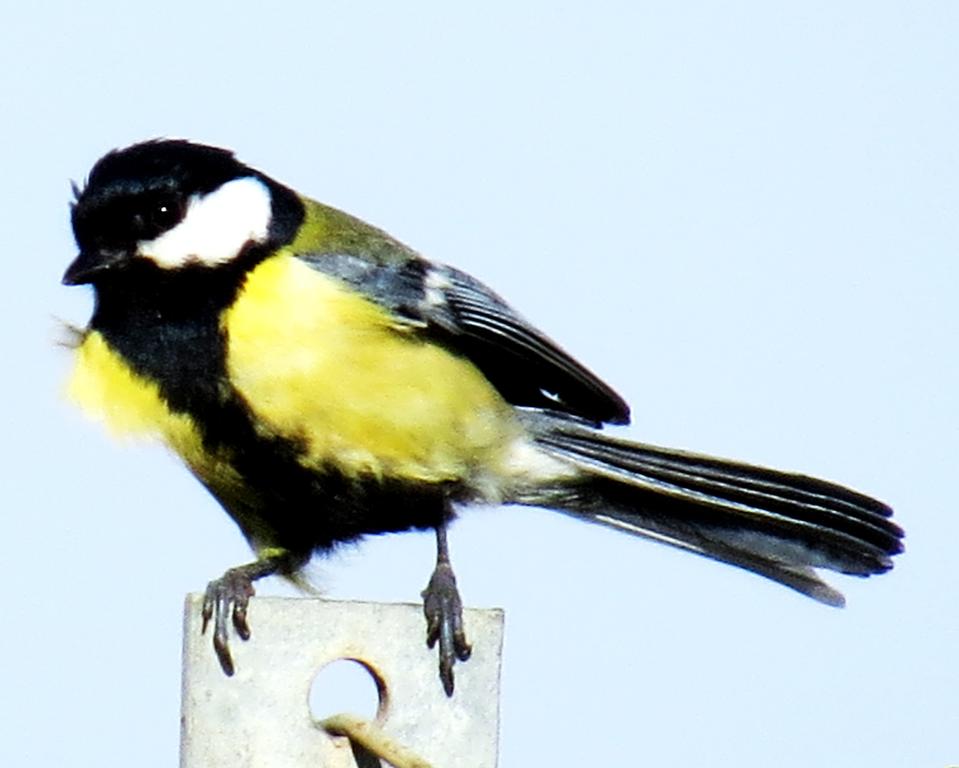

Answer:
[64,139,304,286]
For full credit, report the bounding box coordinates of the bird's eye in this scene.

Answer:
[149,196,184,231]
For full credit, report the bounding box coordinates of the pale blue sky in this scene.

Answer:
[2,2,956,765]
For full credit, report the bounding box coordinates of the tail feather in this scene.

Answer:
[518,412,903,605]
[590,510,848,607]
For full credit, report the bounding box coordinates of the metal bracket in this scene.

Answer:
[180,595,504,767]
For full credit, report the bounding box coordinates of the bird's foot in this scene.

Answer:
[422,560,472,696]
[199,550,302,676]
[201,566,257,676]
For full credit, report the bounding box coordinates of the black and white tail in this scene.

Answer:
[519,412,904,606]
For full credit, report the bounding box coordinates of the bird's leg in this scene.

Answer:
[421,520,472,696]
[201,548,302,676]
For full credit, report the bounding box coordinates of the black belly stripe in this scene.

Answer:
[90,258,453,554]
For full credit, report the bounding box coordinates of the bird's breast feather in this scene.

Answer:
[222,254,519,484]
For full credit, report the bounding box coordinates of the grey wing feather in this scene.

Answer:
[298,252,630,424]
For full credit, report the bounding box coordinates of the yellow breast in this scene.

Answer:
[68,331,196,443]
[66,332,243,492]
[222,254,520,484]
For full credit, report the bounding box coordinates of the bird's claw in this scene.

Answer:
[422,560,472,696]
[201,567,257,676]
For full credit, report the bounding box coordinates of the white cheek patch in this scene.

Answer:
[137,176,273,269]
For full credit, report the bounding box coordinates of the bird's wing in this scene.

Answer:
[297,251,630,425]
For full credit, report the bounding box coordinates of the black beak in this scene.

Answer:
[62,249,128,286]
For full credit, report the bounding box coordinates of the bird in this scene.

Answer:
[63,139,904,695]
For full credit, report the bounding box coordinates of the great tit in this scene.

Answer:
[63,139,903,695]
